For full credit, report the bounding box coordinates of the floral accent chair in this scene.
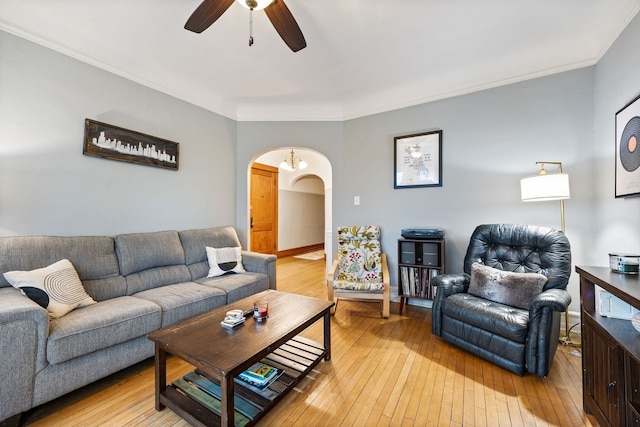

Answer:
[327,226,390,318]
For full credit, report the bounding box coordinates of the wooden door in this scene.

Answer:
[250,163,278,254]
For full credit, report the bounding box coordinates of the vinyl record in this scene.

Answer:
[619,116,640,172]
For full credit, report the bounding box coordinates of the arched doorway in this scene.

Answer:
[249,148,333,272]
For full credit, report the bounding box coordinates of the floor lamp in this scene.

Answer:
[520,161,575,346]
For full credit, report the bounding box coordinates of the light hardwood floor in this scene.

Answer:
[22,255,597,426]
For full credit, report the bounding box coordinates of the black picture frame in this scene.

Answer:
[83,119,179,171]
[394,130,442,189]
[615,94,640,197]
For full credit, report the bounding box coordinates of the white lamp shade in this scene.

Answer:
[520,173,570,201]
[236,0,274,10]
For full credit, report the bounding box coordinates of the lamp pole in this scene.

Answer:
[527,161,575,346]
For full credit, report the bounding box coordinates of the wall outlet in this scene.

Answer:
[354,196,360,205]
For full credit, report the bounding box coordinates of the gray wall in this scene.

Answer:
[0,31,237,236]
[593,12,640,265]
[336,69,594,309]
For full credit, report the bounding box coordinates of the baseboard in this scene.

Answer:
[0,414,21,427]
[277,244,324,258]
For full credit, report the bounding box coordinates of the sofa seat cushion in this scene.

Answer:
[442,293,529,343]
[133,282,227,327]
[47,296,161,365]
[196,272,269,304]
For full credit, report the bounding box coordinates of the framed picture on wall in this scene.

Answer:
[615,94,640,197]
[394,130,442,189]
[83,119,180,171]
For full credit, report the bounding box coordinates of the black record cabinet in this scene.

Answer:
[397,237,445,314]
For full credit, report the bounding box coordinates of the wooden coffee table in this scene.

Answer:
[147,290,334,427]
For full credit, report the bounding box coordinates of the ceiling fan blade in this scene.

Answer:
[185,0,235,33]
[264,0,306,52]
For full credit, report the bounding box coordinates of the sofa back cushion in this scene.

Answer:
[0,235,125,301]
[115,230,191,294]
[179,226,242,280]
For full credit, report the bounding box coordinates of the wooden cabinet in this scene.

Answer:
[577,266,640,427]
[397,238,445,314]
[582,315,624,426]
[626,352,640,424]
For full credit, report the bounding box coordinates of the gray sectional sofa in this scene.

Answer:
[0,226,276,425]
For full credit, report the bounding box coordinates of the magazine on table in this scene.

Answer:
[236,362,283,390]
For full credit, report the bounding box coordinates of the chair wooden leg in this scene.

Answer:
[382,296,390,318]
[327,285,337,315]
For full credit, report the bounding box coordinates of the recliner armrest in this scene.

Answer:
[526,288,571,376]
[432,273,470,297]
[529,288,571,314]
[431,273,470,336]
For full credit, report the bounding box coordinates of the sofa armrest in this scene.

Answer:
[431,273,470,336]
[0,287,49,422]
[241,251,277,290]
[526,288,571,376]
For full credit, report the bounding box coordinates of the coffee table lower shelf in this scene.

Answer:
[160,335,327,427]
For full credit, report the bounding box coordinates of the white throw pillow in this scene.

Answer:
[4,259,96,319]
[206,246,246,277]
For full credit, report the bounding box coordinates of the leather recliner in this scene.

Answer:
[431,224,572,376]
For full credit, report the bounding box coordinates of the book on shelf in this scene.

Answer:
[400,266,441,298]
[430,269,439,298]
[236,362,284,390]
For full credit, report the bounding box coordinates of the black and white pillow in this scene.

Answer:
[4,259,96,319]
[206,246,246,277]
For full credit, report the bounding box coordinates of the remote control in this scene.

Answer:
[243,309,253,318]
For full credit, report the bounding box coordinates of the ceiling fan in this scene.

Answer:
[185,0,307,52]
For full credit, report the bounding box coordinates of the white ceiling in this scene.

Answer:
[2,0,639,121]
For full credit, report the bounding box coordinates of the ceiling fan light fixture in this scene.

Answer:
[185,0,306,52]
[236,0,274,10]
